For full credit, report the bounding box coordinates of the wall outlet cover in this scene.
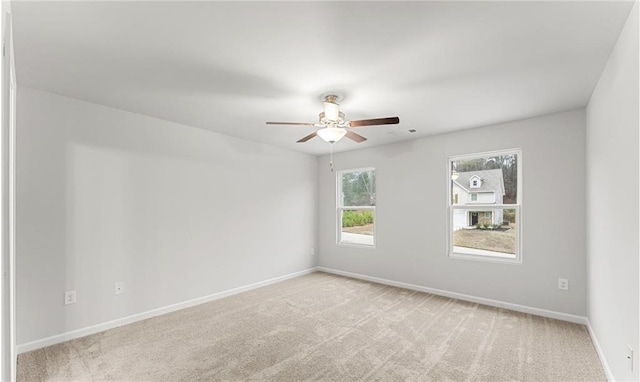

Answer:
[64,290,76,305]
[558,278,569,291]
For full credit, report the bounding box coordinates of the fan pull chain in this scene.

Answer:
[329,143,335,172]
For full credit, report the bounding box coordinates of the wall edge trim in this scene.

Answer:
[586,319,615,381]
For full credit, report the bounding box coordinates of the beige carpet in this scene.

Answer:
[18,272,605,381]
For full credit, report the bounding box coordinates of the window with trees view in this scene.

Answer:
[448,149,522,263]
[338,168,375,247]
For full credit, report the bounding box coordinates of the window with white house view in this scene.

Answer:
[338,168,375,247]
[449,149,521,262]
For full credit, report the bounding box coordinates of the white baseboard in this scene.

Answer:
[17,267,317,354]
[586,319,615,381]
[317,266,588,325]
[18,266,590,356]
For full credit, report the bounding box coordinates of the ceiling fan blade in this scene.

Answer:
[296,132,317,143]
[345,130,367,143]
[349,117,400,127]
[266,121,316,126]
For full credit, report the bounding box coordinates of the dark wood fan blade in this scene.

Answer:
[345,130,367,143]
[296,132,317,143]
[349,117,400,127]
[266,122,316,126]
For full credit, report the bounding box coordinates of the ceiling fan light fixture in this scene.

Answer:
[317,127,347,143]
[266,92,399,145]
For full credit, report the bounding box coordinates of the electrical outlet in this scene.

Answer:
[64,290,76,305]
[558,278,569,291]
[115,282,125,295]
[310,247,315,257]
[628,346,634,371]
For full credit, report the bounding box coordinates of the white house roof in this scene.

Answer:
[454,169,505,195]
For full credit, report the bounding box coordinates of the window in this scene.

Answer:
[453,194,458,204]
[337,168,375,247]
[469,175,482,188]
[448,149,522,263]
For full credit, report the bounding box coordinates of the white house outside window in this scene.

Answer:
[448,149,522,263]
[337,168,375,247]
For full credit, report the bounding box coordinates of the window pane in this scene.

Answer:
[341,170,376,206]
[341,209,374,246]
[451,154,518,204]
[452,208,517,258]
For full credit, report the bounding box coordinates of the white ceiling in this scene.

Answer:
[11,1,634,156]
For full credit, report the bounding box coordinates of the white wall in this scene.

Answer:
[16,87,318,346]
[586,2,639,380]
[319,109,587,316]
[1,1,16,379]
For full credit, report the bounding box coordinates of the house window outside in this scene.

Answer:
[337,168,375,247]
[448,149,522,263]
[470,176,482,188]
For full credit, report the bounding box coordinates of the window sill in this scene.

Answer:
[449,250,521,265]
[338,241,376,249]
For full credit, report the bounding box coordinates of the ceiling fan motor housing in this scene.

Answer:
[319,111,346,126]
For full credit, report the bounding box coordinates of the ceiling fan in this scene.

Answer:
[266,94,400,143]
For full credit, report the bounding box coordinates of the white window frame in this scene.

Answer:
[447,148,522,264]
[337,167,376,248]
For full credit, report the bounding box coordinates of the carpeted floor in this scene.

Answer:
[18,272,605,381]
